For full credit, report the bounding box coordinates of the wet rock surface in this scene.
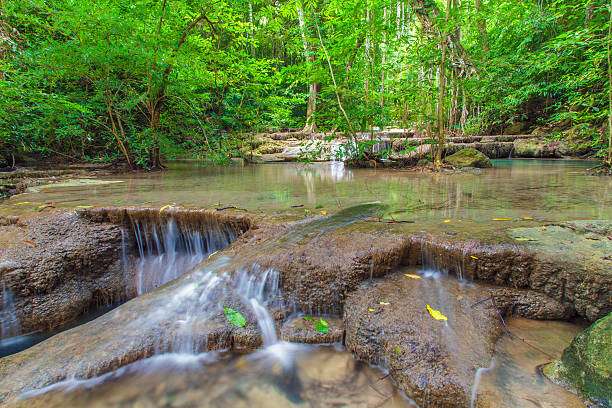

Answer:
[0,263,273,403]
[544,313,612,407]
[444,148,493,168]
[0,208,251,337]
[0,206,610,405]
[0,211,126,336]
[281,316,343,344]
[509,221,612,321]
[344,272,504,407]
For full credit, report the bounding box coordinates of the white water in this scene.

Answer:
[0,280,19,339]
[129,220,237,294]
[471,358,495,408]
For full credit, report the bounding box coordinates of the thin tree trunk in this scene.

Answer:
[608,0,612,165]
[298,5,318,134]
[475,0,489,53]
[312,9,358,147]
[103,93,133,168]
[435,0,451,168]
[248,1,255,57]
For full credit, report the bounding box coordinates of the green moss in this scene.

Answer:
[443,148,492,168]
[544,313,612,406]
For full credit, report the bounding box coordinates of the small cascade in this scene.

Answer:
[129,219,237,294]
[237,267,282,346]
[1,280,20,339]
[168,266,283,353]
[508,146,514,159]
[471,359,495,408]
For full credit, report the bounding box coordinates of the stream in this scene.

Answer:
[0,159,609,407]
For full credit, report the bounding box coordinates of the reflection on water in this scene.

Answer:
[477,318,587,408]
[15,345,412,408]
[1,160,610,224]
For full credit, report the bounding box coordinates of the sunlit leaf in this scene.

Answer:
[223,307,246,327]
[404,273,421,279]
[492,218,512,221]
[444,219,451,223]
[379,301,390,305]
[368,308,375,312]
[75,205,93,209]
[426,304,448,321]
[470,256,479,260]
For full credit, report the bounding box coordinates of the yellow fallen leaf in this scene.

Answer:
[492,218,512,221]
[14,202,32,205]
[379,302,390,305]
[470,256,479,260]
[321,210,327,215]
[541,226,547,231]
[444,219,451,223]
[404,273,421,279]
[159,204,175,213]
[456,295,463,300]
[426,304,448,321]
[523,217,533,220]
[368,308,375,312]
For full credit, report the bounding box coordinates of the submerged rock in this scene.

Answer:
[444,148,492,168]
[344,272,503,407]
[543,313,612,407]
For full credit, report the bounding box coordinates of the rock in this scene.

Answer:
[280,316,343,343]
[344,273,503,407]
[0,208,251,336]
[277,146,304,161]
[504,121,530,135]
[513,138,548,157]
[509,221,612,322]
[444,148,492,168]
[543,313,612,407]
[485,286,574,320]
[562,125,596,155]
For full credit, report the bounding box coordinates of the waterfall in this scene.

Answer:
[1,281,19,339]
[237,267,281,346]
[130,220,237,295]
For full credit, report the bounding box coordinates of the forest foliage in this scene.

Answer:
[0,0,610,168]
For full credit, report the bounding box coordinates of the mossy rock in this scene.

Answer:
[513,138,547,157]
[443,148,492,168]
[504,121,530,135]
[543,313,612,406]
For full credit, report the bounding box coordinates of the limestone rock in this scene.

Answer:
[344,273,503,408]
[543,313,612,407]
[444,148,492,168]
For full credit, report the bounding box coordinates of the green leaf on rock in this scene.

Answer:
[223,307,246,327]
[315,323,329,333]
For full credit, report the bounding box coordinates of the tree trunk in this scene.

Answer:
[435,0,451,168]
[409,0,474,76]
[298,5,318,134]
[608,0,612,165]
[475,0,489,53]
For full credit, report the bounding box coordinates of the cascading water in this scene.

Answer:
[129,219,238,294]
[0,280,19,339]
